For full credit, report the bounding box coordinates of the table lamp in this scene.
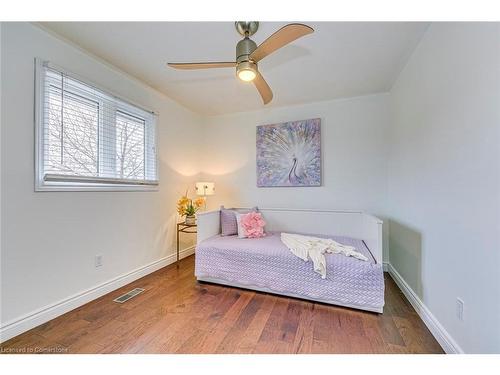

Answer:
[195,182,215,210]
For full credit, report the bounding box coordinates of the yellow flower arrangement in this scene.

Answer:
[194,197,205,208]
[176,192,205,217]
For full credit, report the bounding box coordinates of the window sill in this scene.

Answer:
[35,182,160,192]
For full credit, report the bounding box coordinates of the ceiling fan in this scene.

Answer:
[167,22,314,105]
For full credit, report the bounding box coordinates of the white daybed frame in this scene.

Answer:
[196,207,384,313]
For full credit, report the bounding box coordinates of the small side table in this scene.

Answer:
[176,222,197,265]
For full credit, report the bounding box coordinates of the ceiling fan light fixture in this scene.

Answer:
[238,69,256,82]
[237,61,257,82]
[168,22,314,104]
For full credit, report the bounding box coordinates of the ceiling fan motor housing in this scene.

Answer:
[236,37,258,79]
[236,37,257,64]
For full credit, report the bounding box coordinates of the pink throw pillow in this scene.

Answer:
[239,212,266,238]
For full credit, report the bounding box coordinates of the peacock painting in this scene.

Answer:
[256,118,321,187]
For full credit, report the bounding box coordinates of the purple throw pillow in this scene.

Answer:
[220,206,258,236]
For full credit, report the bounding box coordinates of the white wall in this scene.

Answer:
[388,23,500,353]
[201,94,391,259]
[0,23,202,329]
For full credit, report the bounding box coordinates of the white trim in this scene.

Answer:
[44,174,159,186]
[34,57,44,192]
[383,261,389,272]
[386,262,464,354]
[35,182,160,192]
[0,246,195,343]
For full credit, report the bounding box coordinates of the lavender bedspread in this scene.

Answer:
[195,232,384,311]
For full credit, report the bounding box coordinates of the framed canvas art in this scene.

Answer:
[256,118,321,187]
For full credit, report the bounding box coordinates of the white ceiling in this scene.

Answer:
[40,22,429,116]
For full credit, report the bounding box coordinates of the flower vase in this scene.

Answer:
[185,215,196,225]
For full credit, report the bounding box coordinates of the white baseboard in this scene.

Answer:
[383,261,389,272]
[0,246,195,343]
[386,262,464,354]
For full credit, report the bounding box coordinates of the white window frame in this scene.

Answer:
[34,58,159,192]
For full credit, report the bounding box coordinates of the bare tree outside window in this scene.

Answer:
[47,87,99,176]
[46,89,146,180]
[116,112,145,180]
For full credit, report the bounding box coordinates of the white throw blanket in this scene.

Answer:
[280,233,368,279]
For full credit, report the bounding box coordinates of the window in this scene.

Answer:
[35,59,158,191]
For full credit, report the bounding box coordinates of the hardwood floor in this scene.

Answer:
[0,255,444,354]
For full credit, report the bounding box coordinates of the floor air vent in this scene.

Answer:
[113,288,145,303]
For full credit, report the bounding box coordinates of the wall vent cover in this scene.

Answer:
[113,288,145,303]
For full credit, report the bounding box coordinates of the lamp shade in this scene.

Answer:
[195,182,215,196]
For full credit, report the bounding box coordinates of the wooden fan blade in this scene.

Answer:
[253,72,273,105]
[250,23,314,62]
[167,62,236,70]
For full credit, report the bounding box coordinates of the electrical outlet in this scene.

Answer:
[95,255,103,268]
[456,298,464,321]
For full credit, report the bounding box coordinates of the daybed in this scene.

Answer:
[194,208,385,313]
